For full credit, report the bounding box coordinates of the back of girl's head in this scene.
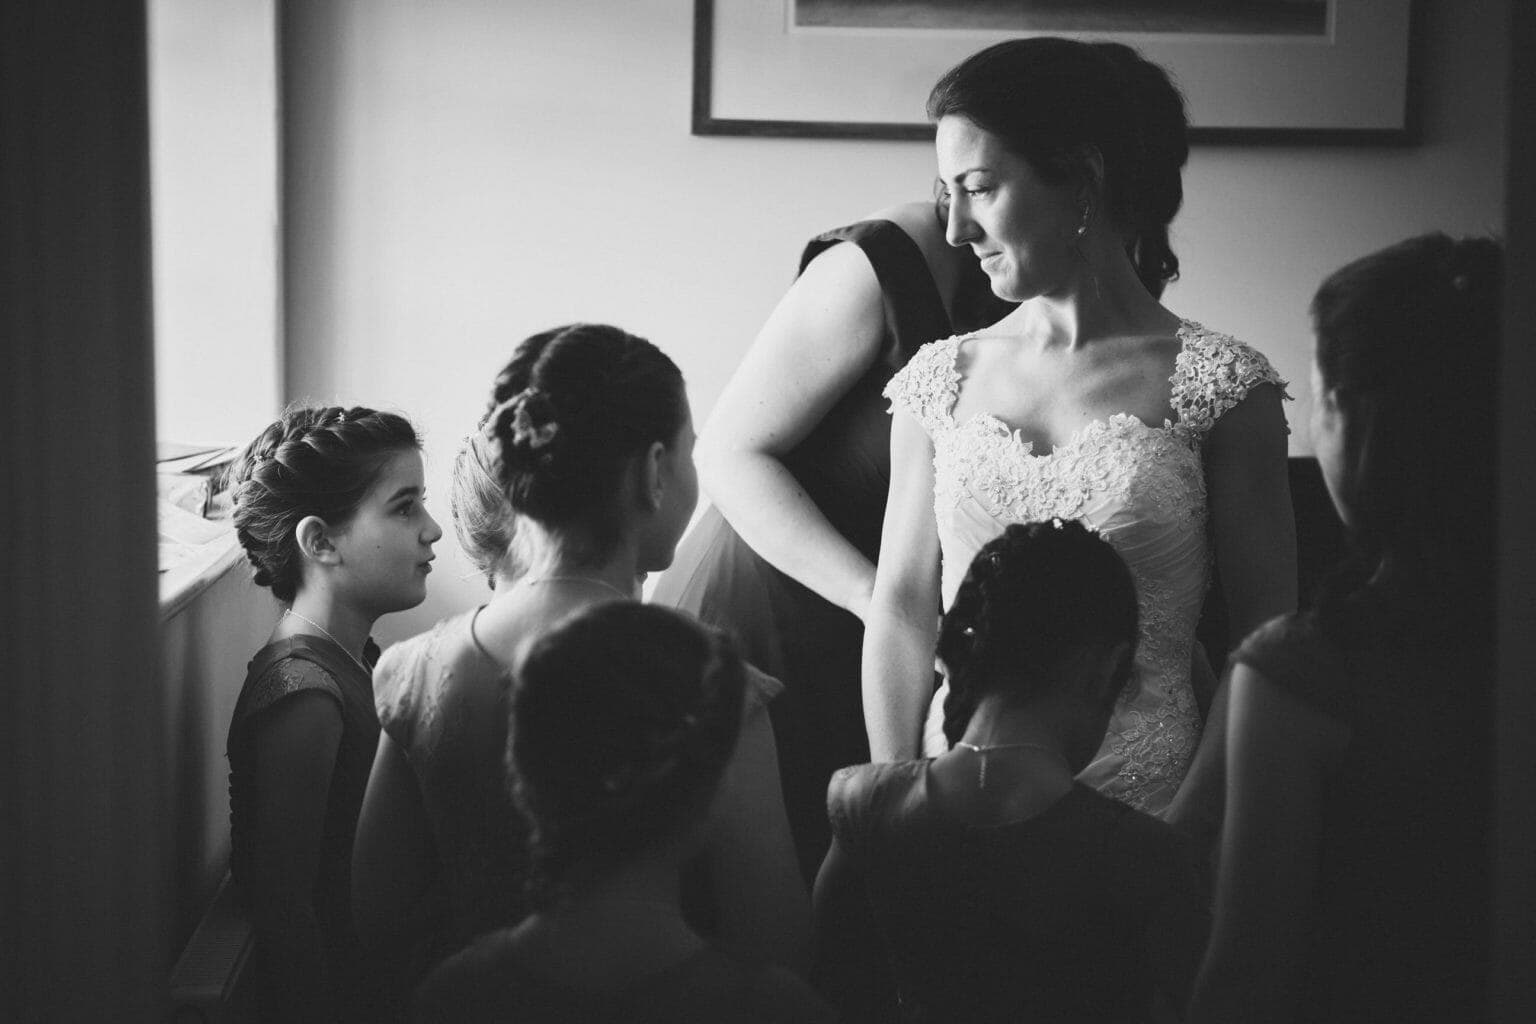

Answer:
[451,426,519,586]
[1311,233,1501,633]
[509,602,746,901]
[485,324,685,538]
[927,37,1189,297]
[229,405,420,602]
[937,520,1138,747]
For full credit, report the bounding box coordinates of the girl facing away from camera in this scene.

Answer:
[351,324,808,995]
[1191,234,1501,1023]
[819,521,1208,1023]
[414,603,836,1023]
[226,405,442,1023]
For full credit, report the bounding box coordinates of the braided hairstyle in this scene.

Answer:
[937,521,1138,748]
[508,603,746,904]
[927,36,1189,297]
[485,324,686,549]
[1311,233,1501,643]
[228,405,421,603]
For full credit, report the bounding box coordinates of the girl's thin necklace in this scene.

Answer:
[954,741,1066,788]
[283,608,374,677]
[522,573,633,601]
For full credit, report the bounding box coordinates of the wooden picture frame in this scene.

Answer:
[692,0,1420,145]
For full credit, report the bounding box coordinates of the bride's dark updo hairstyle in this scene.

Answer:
[937,520,1138,748]
[230,405,421,602]
[486,323,686,550]
[509,603,746,902]
[928,36,1189,297]
[1311,232,1501,642]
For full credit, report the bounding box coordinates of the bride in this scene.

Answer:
[864,38,1297,815]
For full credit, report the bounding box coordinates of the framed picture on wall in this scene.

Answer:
[692,0,1419,144]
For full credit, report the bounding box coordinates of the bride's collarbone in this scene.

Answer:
[954,353,1179,451]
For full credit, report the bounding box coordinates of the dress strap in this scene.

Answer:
[799,219,953,362]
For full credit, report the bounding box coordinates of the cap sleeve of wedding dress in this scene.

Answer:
[1169,321,1291,439]
[883,336,964,435]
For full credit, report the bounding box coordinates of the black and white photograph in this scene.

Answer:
[6,0,1534,1021]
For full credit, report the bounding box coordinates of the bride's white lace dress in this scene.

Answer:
[885,320,1287,813]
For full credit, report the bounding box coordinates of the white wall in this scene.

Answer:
[149,0,282,446]
[283,0,1508,644]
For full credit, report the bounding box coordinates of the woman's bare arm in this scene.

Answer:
[352,732,436,951]
[1205,383,1297,644]
[1189,664,1346,1023]
[695,239,894,620]
[861,409,943,761]
[1165,384,1296,838]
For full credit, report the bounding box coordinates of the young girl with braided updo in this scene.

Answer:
[1191,235,1502,1023]
[414,603,834,1023]
[352,324,807,1002]
[818,521,1208,1023]
[226,405,442,1023]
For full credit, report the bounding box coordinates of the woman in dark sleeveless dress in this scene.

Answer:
[652,202,1013,880]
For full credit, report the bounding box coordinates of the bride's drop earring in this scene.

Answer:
[1074,201,1101,300]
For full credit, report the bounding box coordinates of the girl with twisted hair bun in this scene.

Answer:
[870,38,1297,821]
[353,324,807,1006]
[448,425,523,588]
[225,404,442,1023]
[416,603,834,1022]
[820,522,1207,1022]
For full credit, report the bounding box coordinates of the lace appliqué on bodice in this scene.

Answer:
[884,321,1287,812]
[1170,321,1292,438]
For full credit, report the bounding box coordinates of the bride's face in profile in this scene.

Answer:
[934,115,1081,302]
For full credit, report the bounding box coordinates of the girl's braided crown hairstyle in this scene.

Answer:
[485,323,686,545]
[508,603,746,904]
[928,36,1189,298]
[229,405,420,602]
[937,520,1139,748]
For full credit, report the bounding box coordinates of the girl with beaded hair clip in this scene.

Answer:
[1192,234,1502,1024]
[819,521,1208,1023]
[414,603,836,1022]
[225,404,442,1024]
[353,324,807,1000]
